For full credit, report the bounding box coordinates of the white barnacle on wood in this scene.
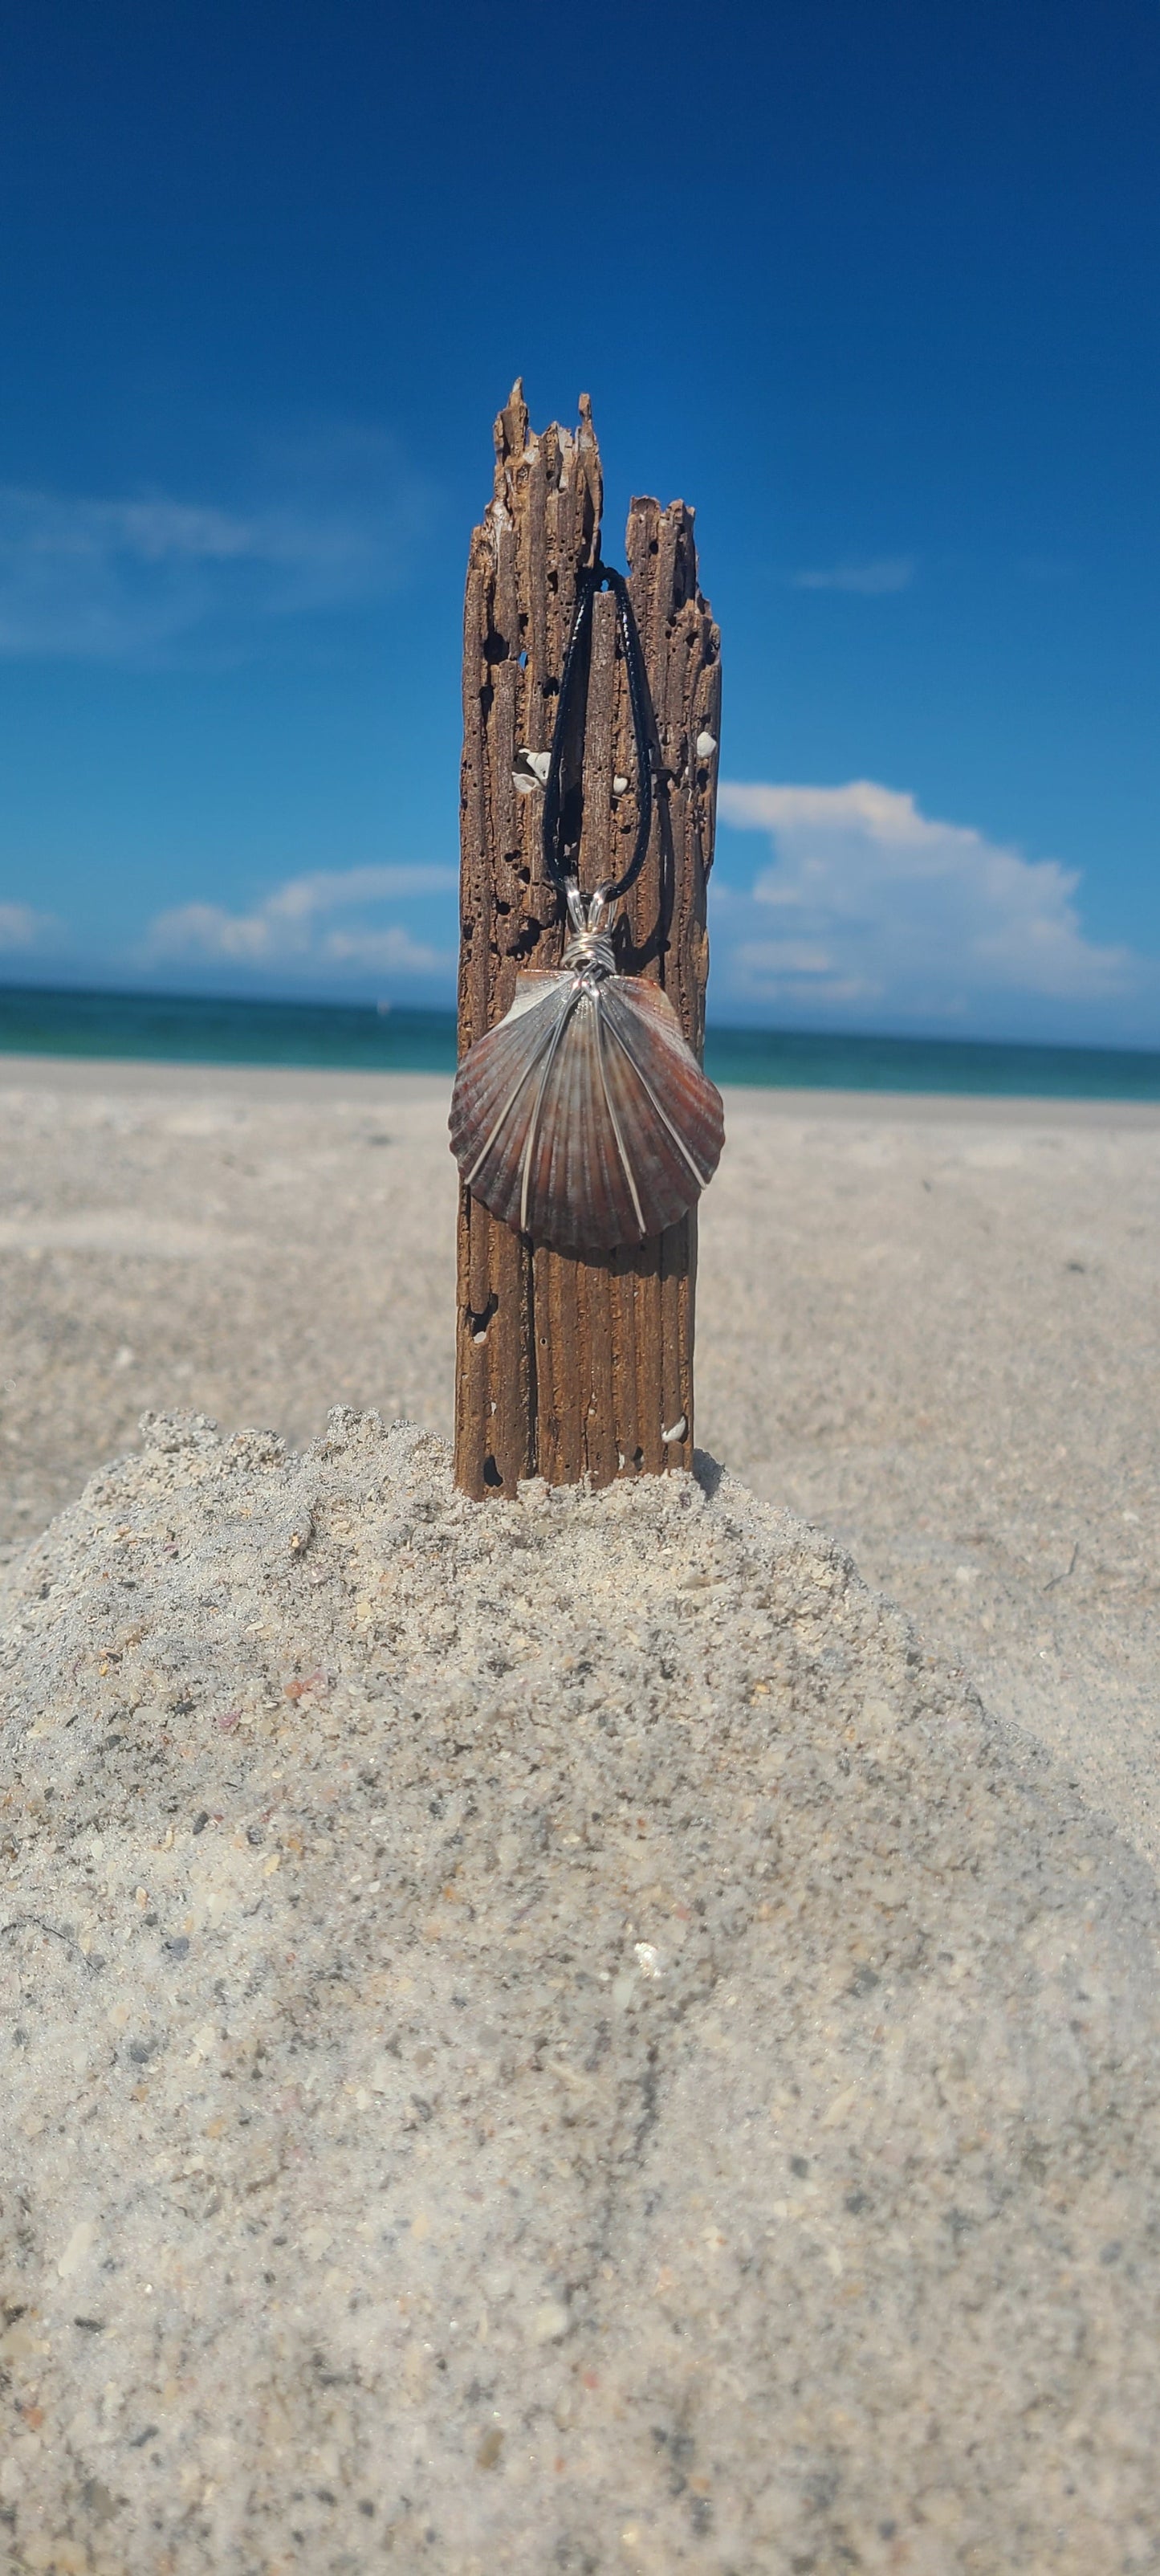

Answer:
[512,747,552,795]
[695,730,718,760]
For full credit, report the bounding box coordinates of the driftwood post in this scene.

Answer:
[455,383,721,1498]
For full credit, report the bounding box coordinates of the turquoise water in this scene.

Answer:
[0,984,460,1074]
[3,983,1160,1100]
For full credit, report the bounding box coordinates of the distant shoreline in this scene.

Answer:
[3,980,1160,1102]
[3,1050,1160,1129]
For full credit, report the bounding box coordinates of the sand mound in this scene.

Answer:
[2,1409,1158,2574]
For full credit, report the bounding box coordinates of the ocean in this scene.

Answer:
[3,982,1160,1101]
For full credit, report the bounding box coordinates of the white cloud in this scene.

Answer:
[259,865,455,923]
[714,778,1138,1025]
[0,899,59,951]
[0,437,428,661]
[144,863,456,980]
[792,557,914,594]
[318,926,450,974]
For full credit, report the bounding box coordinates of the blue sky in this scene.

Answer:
[1,0,1157,1042]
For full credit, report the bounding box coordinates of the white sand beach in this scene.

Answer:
[2,1055,1160,2572]
[2,1056,1158,1860]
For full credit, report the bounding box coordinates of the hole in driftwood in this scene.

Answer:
[466,1295,499,1346]
[483,1454,503,1490]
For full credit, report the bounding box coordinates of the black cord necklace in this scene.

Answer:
[540,562,654,908]
[449,553,723,1253]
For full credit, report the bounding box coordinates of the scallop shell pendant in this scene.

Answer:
[449,898,725,1254]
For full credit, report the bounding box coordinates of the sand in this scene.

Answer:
[2,1057,1160,2571]
[3,1407,1160,2573]
[2,1056,1157,1860]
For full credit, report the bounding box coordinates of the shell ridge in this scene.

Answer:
[593,991,648,1238]
[519,980,581,1233]
[546,990,596,1242]
[503,971,571,1023]
[461,990,567,1192]
[600,994,718,1188]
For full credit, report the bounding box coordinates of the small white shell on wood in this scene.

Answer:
[512,746,552,793]
[449,967,725,1253]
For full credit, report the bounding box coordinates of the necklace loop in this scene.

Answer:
[541,564,654,909]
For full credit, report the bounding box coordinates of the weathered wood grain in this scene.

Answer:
[454,385,720,1498]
